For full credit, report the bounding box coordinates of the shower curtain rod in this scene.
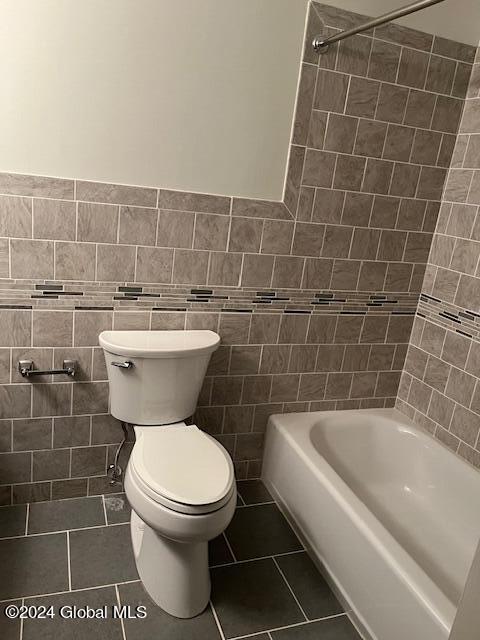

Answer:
[312,0,447,52]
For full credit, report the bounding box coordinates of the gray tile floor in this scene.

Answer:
[0,481,361,640]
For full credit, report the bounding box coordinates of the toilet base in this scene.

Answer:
[131,510,210,618]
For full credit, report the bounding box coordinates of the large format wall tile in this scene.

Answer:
[0,303,414,502]
[397,50,480,469]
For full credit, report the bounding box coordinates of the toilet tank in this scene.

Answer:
[99,330,220,425]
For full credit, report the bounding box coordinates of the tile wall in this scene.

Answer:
[0,2,477,503]
[397,46,480,469]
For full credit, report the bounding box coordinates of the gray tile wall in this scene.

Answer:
[289,2,475,296]
[0,2,477,502]
[397,46,480,470]
[0,306,413,504]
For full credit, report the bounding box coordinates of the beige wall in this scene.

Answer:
[1,1,479,203]
[324,0,480,45]
[0,0,308,199]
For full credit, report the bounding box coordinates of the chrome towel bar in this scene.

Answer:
[18,359,77,378]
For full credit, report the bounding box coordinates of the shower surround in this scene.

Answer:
[0,2,477,504]
[397,46,480,466]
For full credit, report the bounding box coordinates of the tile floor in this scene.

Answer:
[0,480,361,639]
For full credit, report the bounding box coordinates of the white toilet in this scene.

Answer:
[99,330,236,618]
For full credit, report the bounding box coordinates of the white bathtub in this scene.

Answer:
[262,408,480,640]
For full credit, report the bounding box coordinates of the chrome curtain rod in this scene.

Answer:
[313,0,447,52]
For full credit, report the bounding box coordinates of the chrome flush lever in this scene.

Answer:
[111,361,134,369]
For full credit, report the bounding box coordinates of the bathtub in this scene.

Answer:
[262,408,480,640]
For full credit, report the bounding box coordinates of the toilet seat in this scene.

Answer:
[130,423,235,515]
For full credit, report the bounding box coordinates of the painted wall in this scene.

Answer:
[1,1,478,203]
[322,0,480,45]
[0,0,308,200]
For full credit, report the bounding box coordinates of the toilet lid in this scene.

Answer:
[130,423,234,509]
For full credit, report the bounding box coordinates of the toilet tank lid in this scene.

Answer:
[99,330,220,358]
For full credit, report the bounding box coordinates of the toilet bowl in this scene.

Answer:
[99,329,236,618]
[125,422,236,618]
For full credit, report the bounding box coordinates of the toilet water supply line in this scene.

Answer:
[108,421,130,485]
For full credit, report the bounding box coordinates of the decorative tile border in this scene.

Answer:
[418,296,480,341]
[0,279,419,315]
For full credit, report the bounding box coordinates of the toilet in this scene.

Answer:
[99,330,236,618]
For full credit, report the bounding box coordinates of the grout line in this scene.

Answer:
[225,201,234,251]
[30,199,35,238]
[50,415,55,449]
[209,548,305,570]
[210,600,226,640]
[0,579,142,605]
[24,503,29,536]
[342,76,352,117]
[235,500,275,508]
[29,446,33,482]
[75,200,79,241]
[422,51,432,92]
[19,598,24,640]
[394,47,403,86]
[191,214,198,251]
[66,530,72,591]
[101,494,108,526]
[228,612,347,640]
[133,245,138,283]
[0,519,129,542]
[115,207,121,245]
[7,237,11,280]
[364,36,375,83]
[427,93,438,131]
[68,447,73,480]
[115,584,127,640]
[0,440,125,454]
[272,556,308,622]
[222,531,237,563]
